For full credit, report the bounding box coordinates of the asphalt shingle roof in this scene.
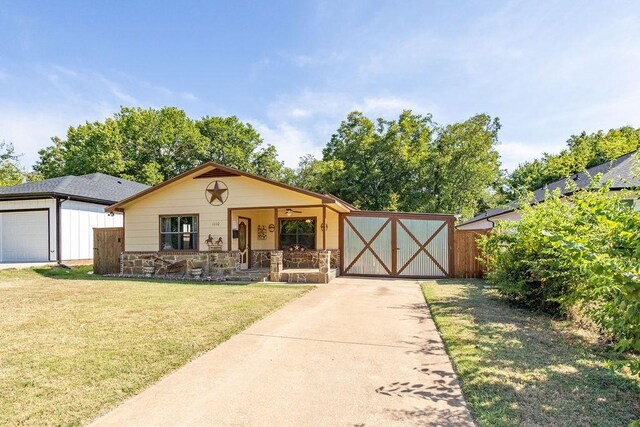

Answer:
[460,151,639,226]
[0,173,150,204]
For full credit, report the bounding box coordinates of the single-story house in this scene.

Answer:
[458,151,639,230]
[106,162,455,282]
[0,173,148,263]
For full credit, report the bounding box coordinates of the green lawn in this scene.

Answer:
[422,279,640,427]
[0,266,312,426]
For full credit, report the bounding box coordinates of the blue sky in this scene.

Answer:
[1,1,639,172]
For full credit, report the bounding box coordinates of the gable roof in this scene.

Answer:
[0,173,150,205]
[106,162,357,212]
[460,151,639,227]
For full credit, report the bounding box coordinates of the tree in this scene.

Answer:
[296,111,501,218]
[321,112,395,210]
[423,114,502,218]
[196,116,288,180]
[293,155,344,194]
[117,107,206,184]
[505,126,640,198]
[35,107,291,185]
[0,141,35,187]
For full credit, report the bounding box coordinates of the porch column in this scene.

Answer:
[273,208,278,250]
[322,205,327,250]
[319,250,331,273]
[269,250,283,282]
[319,250,331,283]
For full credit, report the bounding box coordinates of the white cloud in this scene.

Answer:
[136,79,199,102]
[0,107,81,167]
[290,108,311,118]
[356,96,436,117]
[255,91,438,168]
[0,64,203,169]
[253,121,321,167]
[181,92,198,102]
[267,91,431,123]
[498,140,555,172]
[279,51,346,68]
[266,91,351,121]
[97,74,139,104]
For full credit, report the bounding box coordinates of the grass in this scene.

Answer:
[421,279,640,427]
[0,266,312,426]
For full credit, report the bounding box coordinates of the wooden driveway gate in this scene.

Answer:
[340,212,454,278]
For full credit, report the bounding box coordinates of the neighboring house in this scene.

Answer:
[458,151,640,230]
[0,173,149,263]
[106,162,455,281]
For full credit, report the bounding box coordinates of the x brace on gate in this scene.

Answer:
[343,216,392,275]
[396,219,448,276]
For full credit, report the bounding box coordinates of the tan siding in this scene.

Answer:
[325,208,339,249]
[123,174,340,251]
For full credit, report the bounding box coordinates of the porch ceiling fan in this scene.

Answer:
[284,208,302,216]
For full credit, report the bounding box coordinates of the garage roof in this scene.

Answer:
[0,173,149,205]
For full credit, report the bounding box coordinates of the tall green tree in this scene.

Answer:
[296,111,501,218]
[35,107,290,185]
[321,112,397,210]
[423,114,501,218]
[196,116,289,181]
[0,141,38,187]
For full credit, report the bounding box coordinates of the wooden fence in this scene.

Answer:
[93,227,124,275]
[453,230,488,278]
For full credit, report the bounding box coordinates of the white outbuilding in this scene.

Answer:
[0,173,148,263]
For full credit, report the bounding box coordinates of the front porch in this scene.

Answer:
[119,249,338,283]
[119,202,345,283]
[227,205,341,268]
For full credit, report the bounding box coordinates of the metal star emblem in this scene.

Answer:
[206,181,228,205]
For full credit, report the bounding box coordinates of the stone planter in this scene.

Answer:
[190,268,203,279]
[142,266,155,278]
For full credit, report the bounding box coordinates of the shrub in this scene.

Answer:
[479,181,640,373]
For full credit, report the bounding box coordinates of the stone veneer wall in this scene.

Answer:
[269,250,336,283]
[251,249,340,269]
[121,251,241,277]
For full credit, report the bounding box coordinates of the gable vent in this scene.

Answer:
[193,168,241,179]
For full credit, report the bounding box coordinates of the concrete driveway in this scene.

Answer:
[92,277,474,427]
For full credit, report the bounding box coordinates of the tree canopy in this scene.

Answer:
[504,126,640,199]
[293,111,502,218]
[0,141,40,187]
[31,104,639,221]
[35,107,289,185]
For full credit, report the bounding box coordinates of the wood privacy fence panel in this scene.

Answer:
[93,227,124,274]
[453,230,488,278]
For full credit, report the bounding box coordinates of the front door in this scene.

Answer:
[238,217,250,270]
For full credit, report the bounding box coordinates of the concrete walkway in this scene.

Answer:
[92,277,474,427]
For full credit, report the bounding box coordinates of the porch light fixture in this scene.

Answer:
[268,224,275,232]
[284,208,302,217]
[320,222,328,231]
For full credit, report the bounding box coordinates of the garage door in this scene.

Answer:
[1,211,49,262]
[340,212,454,278]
